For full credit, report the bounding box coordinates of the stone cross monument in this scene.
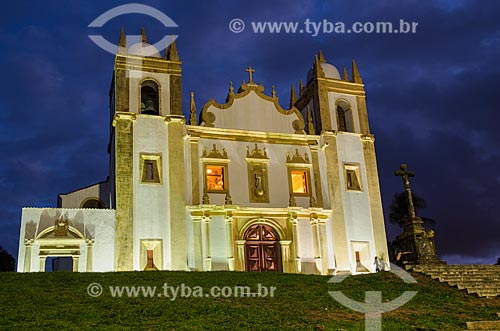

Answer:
[392,164,445,268]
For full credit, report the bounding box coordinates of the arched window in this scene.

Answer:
[81,198,105,209]
[140,80,159,115]
[336,100,354,133]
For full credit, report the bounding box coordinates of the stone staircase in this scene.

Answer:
[413,264,500,298]
[467,313,500,330]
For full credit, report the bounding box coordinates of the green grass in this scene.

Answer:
[0,270,499,330]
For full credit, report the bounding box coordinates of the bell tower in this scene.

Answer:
[111,27,182,117]
[109,28,187,271]
[295,51,389,272]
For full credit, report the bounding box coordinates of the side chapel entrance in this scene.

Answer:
[244,224,282,272]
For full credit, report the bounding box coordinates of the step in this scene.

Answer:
[431,274,500,279]
[455,281,500,287]
[430,271,500,276]
[436,270,500,274]
[471,290,500,298]
[418,266,500,272]
[467,321,500,330]
[436,274,499,279]
[442,278,500,284]
[456,283,500,291]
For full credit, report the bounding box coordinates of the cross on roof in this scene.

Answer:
[245,67,255,84]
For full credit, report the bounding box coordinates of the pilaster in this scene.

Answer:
[322,131,350,272]
[113,112,135,271]
[361,135,389,262]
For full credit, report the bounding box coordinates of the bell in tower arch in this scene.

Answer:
[140,80,159,115]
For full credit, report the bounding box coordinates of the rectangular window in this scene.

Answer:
[291,170,308,194]
[205,164,227,193]
[140,153,162,184]
[287,168,311,197]
[344,164,362,191]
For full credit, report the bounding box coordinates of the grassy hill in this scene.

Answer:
[0,270,499,330]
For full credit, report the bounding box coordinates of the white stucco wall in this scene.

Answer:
[17,208,115,272]
[297,218,316,274]
[209,215,228,270]
[208,90,301,134]
[195,139,316,209]
[133,116,171,270]
[335,133,376,273]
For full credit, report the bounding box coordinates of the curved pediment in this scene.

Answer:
[199,82,305,134]
[36,225,84,239]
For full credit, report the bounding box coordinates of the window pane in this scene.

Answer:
[291,170,307,194]
[206,165,225,191]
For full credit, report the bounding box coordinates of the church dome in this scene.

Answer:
[128,42,162,58]
[306,62,341,81]
[320,63,341,79]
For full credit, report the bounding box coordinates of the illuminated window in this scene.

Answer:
[344,164,362,191]
[205,164,227,192]
[288,168,310,196]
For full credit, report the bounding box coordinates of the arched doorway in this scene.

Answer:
[244,224,282,272]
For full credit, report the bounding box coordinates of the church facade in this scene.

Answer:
[17,29,389,274]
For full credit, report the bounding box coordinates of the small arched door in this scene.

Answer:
[244,224,282,272]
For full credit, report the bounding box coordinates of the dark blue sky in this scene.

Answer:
[1,0,499,264]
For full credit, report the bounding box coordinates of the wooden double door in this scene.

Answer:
[244,224,282,272]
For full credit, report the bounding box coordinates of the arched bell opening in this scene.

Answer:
[140,80,160,115]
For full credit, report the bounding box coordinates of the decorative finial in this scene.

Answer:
[118,27,126,47]
[318,50,326,63]
[309,195,317,207]
[118,27,127,54]
[166,35,179,61]
[342,67,349,81]
[271,85,276,98]
[225,192,232,205]
[289,194,297,207]
[141,27,147,43]
[190,92,197,125]
[299,79,304,93]
[245,67,255,84]
[307,106,315,134]
[314,55,325,78]
[290,84,297,108]
[225,81,235,103]
[203,190,210,204]
[351,59,363,84]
